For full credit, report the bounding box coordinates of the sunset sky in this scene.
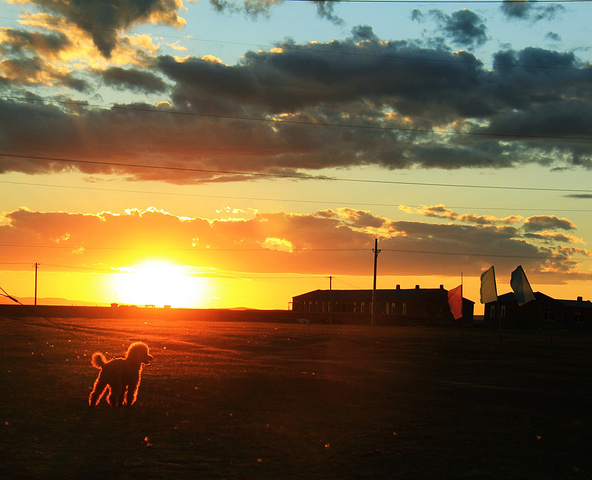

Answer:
[1,0,592,311]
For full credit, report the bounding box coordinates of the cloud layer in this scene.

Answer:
[1,206,590,281]
[0,2,590,183]
[1,1,591,293]
[14,0,187,58]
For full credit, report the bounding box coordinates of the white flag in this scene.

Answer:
[447,285,463,320]
[480,266,498,304]
[510,265,535,306]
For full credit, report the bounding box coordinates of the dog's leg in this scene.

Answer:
[126,372,141,405]
[118,386,127,407]
[108,382,123,407]
[89,375,107,406]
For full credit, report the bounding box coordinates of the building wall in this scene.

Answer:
[484,294,592,330]
[293,289,474,324]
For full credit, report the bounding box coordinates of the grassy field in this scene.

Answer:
[0,316,590,479]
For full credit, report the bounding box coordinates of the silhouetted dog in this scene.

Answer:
[89,342,153,407]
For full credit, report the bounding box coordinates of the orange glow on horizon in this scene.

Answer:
[112,260,206,308]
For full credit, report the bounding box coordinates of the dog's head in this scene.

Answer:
[126,342,154,365]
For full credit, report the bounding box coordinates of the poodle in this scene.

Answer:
[89,342,154,407]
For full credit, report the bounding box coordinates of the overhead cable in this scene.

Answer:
[2,152,592,194]
[3,179,592,211]
[4,96,592,142]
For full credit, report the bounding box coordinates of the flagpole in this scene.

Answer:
[498,299,502,343]
[461,272,464,340]
[534,295,553,345]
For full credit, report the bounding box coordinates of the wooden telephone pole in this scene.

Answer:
[34,262,39,306]
[371,239,380,326]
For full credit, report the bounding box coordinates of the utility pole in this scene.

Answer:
[327,275,333,321]
[34,262,39,306]
[371,238,380,326]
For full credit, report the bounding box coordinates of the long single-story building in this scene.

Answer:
[292,285,474,325]
[484,292,592,330]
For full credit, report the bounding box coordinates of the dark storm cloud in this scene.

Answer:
[523,215,577,232]
[208,0,343,24]
[523,232,581,244]
[351,25,378,43]
[545,32,561,43]
[313,1,344,25]
[482,101,592,140]
[501,0,535,20]
[410,9,423,22]
[0,28,71,57]
[157,37,488,119]
[564,194,592,199]
[1,28,592,181]
[430,9,488,49]
[209,0,267,16]
[0,99,86,175]
[407,204,522,225]
[493,47,578,72]
[500,0,564,22]
[100,67,169,94]
[319,208,386,229]
[0,56,90,92]
[21,0,186,58]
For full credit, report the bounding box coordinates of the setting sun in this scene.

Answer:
[112,261,205,308]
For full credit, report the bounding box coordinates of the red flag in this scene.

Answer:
[447,285,463,320]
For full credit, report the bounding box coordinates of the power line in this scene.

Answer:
[0,243,367,251]
[0,283,88,341]
[380,248,549,259]
[0,242,572,261]
[0,261,334,282]
[2,152,592,194]
[3,179,592,212]
[4,96,592,142]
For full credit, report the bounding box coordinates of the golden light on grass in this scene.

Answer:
[112,260,205,308]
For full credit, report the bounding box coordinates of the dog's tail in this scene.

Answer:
[91,352,107,369]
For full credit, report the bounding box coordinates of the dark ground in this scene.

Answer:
[0,317,590,479]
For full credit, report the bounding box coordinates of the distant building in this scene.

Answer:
[292,285,474,325]
[484,292,592,330]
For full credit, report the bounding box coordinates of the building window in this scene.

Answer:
[402,303,407,315]
[500,305,506,319]
[545,308,556,322]
[490,304,496,318]
[574,311,584,324]
[360,302,365,313]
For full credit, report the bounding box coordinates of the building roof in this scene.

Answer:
[496,292,517,303]
[293,288,474,303]
[557,299,592,309]
[492,292,590,307]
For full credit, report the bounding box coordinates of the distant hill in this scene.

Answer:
[0,296,107,307]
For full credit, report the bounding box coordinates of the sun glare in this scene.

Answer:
[112,261,205,308]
